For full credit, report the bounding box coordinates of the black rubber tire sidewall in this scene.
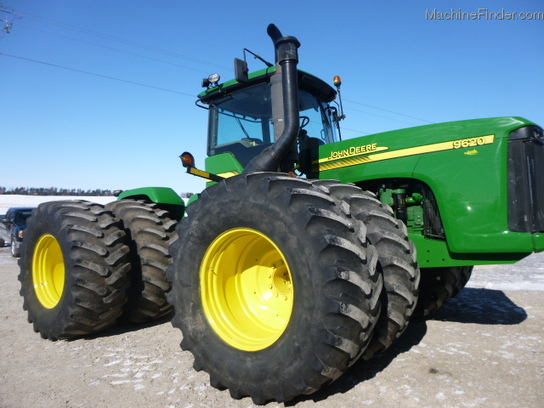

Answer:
[417,265,474,316]
[18,201,131,340]
[106,200,177,323]
[313,180,420,359]
[19,203,80,338]
[168,173,382,403]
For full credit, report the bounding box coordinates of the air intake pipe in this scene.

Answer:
[243,24,300,173]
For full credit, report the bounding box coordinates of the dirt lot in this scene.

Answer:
[1,246,543,408]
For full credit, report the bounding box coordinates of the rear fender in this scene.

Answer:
[117,187,185,220]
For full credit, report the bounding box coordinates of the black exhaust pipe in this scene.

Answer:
[243,24,300,173]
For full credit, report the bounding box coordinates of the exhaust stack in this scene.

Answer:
[243,24,300,173]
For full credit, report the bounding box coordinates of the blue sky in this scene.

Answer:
[1,0,543,194]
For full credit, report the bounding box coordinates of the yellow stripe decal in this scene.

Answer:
[319,135,495,172]
[218,171,239,178]
[189,167,215,179]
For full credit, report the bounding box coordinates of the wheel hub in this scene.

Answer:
[201,228,294,351]
[32,234,65,309]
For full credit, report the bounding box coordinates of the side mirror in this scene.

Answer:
[234,58,249,83]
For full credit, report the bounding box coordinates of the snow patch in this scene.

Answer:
[0,195,114,213]
[468,282,544,291]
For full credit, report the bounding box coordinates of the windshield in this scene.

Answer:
[207,82,339,166]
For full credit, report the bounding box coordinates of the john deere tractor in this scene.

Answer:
[18,24,543,404]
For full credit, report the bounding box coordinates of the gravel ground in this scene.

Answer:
[1,245,543,408]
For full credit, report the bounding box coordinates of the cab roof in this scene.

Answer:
[197,67,337,105]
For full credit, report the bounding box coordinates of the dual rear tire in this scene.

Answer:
[18,199,177,340]
[106,200,177,323]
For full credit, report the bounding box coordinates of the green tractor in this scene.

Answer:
[18,24,543,404]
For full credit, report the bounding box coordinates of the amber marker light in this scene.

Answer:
[180,151,195,168]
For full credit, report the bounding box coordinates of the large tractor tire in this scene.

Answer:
[106,200,177,323]
[167,173,383,404]
[18,201,131,340]
[314,180,419,359]
[417,266,473,316]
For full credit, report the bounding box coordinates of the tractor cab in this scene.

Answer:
[196,67,342,177]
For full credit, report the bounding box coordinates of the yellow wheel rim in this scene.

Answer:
[32,234,66,309]
[201,228,294,351]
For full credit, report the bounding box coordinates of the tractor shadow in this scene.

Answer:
[429,287,528,325]
[85,310,175,340]
[288,287,527,405]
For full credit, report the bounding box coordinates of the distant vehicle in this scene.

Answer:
[0,207,35,257]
